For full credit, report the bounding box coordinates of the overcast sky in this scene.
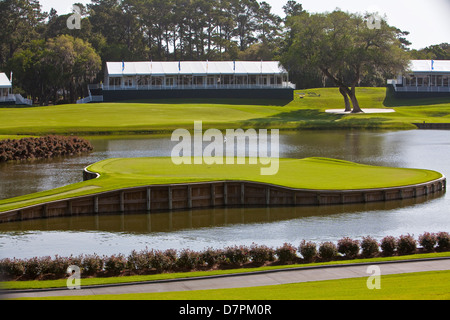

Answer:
[39,0,450,50]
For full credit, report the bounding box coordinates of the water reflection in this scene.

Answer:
[0,194,440,235]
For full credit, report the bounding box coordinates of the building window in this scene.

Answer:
[123,77,133,87]
[109,77,121,87]
[207,76,216,86]
[152,77,163,86]
[165,77,175,86]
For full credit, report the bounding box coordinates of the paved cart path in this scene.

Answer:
[2,258,450,299]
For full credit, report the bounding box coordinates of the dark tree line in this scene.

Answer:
[0,0,297,104]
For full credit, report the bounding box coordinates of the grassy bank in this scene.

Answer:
[0,157,443,213]
[0,87,448,136]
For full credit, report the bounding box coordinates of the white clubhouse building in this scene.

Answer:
[81,60,295,103]
[389,60,450,98]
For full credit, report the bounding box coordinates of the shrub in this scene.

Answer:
[275,243,298,263]
[298,240,317,262]
[41,255,71,277]
[436,232,450,251]
[0,135,93,163]
[80,254,104,275]
[360,236,379,258]
[337,237,360,259]
[397,234,417,255]
[0,258,25,278]
[249,243,275,264]
[223,245,250,265]
[418,232,437,252]
[201,248,225,267]
[149,250,173,272]
[380,236,397,256]
[176,249,202,270]
[24,257,42,278]
[318,242,338,261]
[164,249,178,267]
[127,250,147,271]
[104,254,127,275]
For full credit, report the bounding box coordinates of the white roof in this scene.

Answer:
[409,60,450,73]
[0,73,11,88]
[106,61,287,77]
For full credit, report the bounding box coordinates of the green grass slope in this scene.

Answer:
[0,87,448,135]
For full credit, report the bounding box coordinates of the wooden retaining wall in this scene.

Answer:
[0,174,446,224]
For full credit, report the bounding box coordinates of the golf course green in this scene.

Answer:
[0,157,443,213]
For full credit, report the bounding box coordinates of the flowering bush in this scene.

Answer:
[176,249,202,270]
[223,245,250,265]
[360,236,379,258]
[397,234,417,255]
[1,232,449,281]
[275,243,298,263]
[337,237,360,259]
[418,232,437,252]
[436,232,450,251]
[201,248,225,267]
[104,254,127,275]
[318,242,338,261]
[0,258,25,278]
[380,236,397,256]
[298,240,317,262]
[249,243,275,264]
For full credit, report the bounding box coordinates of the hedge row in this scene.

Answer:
[0,135,93,162]
[1,232,449,281]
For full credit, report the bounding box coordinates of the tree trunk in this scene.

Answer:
[349,86,363,113]
[339,87,352,112]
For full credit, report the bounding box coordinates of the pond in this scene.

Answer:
[0,130,449,259]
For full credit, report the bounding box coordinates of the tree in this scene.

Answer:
[0,0,46,68]
[410,43,450,60]
[9,35,101,104]
[281,10,410,113]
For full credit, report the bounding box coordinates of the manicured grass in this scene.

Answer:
[0,157,442,213]
[0,135,36,140]
[3,252,449,290]
[0,88,448,135]
[13,270,450,300]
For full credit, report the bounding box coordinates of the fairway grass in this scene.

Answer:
[0,87,449,136]
[0,157,443,213]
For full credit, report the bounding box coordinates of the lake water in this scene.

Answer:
[0,130,449,259]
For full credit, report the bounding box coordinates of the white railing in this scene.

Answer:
[0,94,32,105]
[102,82,296,91]
[0,95,16,103]
[15,94,32,106]
[77,96,92,104]
[393,85,450,93]
[76,95,103,104]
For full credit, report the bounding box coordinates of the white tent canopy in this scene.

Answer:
[106,61,288,77]
[409,60,450,74]
[0,73,12,89]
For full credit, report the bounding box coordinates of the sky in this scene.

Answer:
[39,0,450,50]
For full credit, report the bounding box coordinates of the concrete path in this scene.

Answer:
[2,258,450,299]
